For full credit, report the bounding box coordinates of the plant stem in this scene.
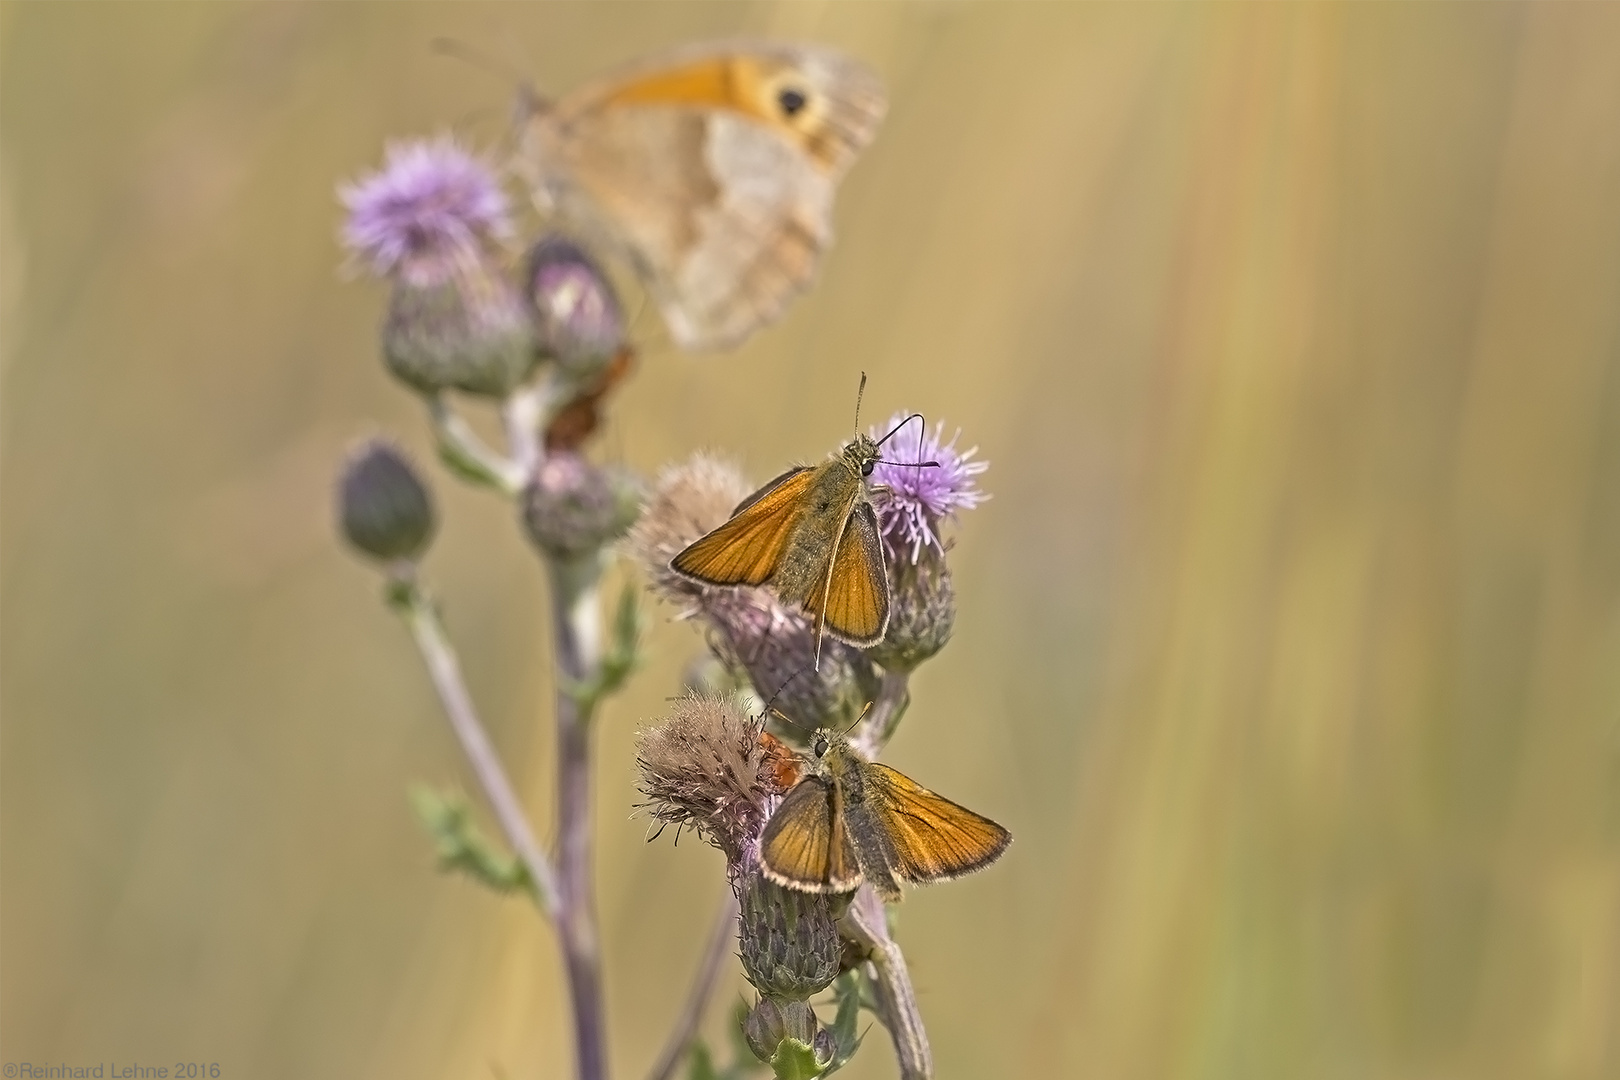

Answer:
[645,892,741,1080]
[428,394,525,495]
[839,884,932,1080]
[393,572,561,919]
[851,669,910,759]
[549,552,609,1080]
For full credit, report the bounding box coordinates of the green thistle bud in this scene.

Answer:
[382,258,538,398]
[337,439,436,562]
[743,996,828,1067]
[738,871,841,1000]
[520,452,641,560]
[864,544,955,672]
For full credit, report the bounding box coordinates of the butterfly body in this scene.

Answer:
[759,729,1012,902]
[670,433,890,655]
[517,41,886,352]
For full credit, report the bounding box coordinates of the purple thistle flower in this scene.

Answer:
[340,138,511,286]
[869,414,989,563]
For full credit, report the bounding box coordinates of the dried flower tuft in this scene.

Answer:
[636,693,792,860]
[869,414,988,565]
[628,453,753,602]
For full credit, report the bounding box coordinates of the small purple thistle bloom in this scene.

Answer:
[869,413,989,563]
[340,138,511,285]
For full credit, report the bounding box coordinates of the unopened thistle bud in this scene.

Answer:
[738,870,842,1000]
[525,234,625,379]
[635,693,793,861]
[520,452,641,561]
[340,138,538,397]
[742,995,833,1069]
[337,439,436,562]
[866,415,988,672]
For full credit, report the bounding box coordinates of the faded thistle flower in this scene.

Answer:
[634,692,795,862]
[628,454,880,732]
[337,439,436,563]
[340,138,538,397]
[865,414,988,672]
[521,452,642,561]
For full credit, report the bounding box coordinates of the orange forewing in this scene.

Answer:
[671,467,813,587]
[819,500,888,645]
[759,776,861,893]
[865,763,1012,883]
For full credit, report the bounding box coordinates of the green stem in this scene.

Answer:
[548,551,609,1080]
[839,884,931,1080]
[428,393,525,495]
[391,572,561,919]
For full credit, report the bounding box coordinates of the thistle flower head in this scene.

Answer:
[340,138,512,287]
[635,693,793,861]
[869,414,988,564]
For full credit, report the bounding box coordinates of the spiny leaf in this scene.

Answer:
[408,785,532,896]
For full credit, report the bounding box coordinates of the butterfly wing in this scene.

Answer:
[760,776,862,893]
[526,42,886,351]
[863,763,1011,884]
[671,466,813,587]
[818,499,889,646]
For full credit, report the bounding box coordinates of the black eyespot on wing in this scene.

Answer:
[778,86,808,117]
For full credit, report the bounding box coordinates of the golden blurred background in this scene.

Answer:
[4,2,1619,1077]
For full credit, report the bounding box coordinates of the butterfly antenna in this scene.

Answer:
[873,412,941,469]
[762,666,809,721]
[836,701,874,738]
[853,371,868,435]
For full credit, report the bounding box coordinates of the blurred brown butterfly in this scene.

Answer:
[759,726,1011,902]
[515,40,887,352]
[669,375,931,664]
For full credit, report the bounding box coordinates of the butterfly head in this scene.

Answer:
[842,434,882,480]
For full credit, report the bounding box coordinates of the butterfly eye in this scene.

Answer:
[813,736,828,757]
[861,460,875,478]
[777,86,809,117]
